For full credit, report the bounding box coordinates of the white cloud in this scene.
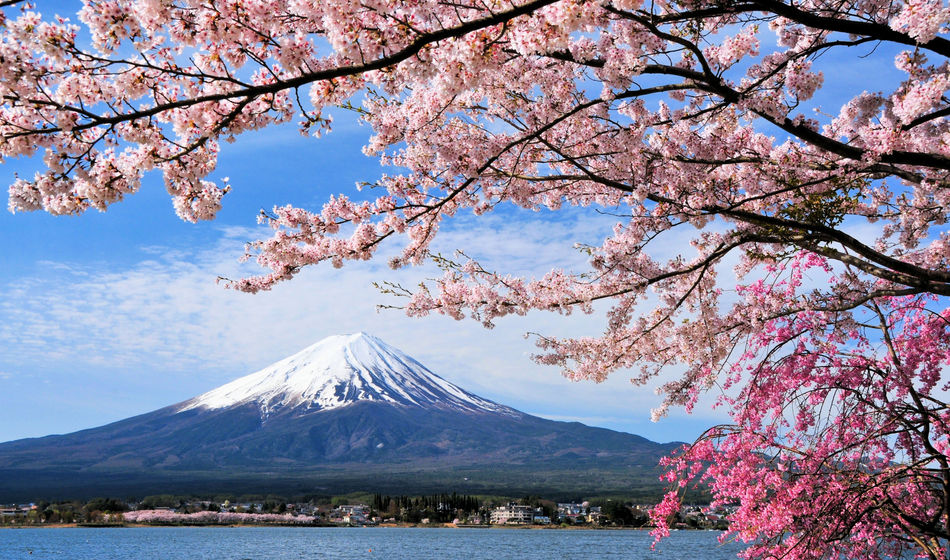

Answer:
[0,210,727,443]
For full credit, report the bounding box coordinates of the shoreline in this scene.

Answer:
[1,521,661,531]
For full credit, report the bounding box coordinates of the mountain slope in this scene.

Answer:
[0,333,680,500]
[178,333,511,416]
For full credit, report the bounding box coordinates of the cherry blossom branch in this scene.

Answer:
[2,0,560,143]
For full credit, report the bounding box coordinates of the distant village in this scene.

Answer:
[0,495,733,530]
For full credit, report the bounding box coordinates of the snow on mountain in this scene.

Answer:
[178,332,513,416]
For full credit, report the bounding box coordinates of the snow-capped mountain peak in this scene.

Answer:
[179,332,511,416]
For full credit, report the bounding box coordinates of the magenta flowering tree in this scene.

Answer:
[2,0,950,556]
[650,291,950,559]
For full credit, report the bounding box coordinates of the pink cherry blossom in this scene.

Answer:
[123,509,319,525]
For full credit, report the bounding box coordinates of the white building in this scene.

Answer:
[490,503,535,525]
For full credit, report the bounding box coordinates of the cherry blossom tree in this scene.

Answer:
[123,509,317,525]
[2,0,950,557]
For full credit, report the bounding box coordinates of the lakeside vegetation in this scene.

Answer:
[1,489,725,531]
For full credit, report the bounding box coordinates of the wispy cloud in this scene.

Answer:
[0,211,727,442]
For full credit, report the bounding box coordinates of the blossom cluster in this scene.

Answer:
[122,510,318,525]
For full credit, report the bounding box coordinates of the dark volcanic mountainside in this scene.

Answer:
[0,333,680,500]
[0,401,670,470]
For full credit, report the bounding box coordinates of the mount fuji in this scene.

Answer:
[178,332,513,417]
[0,333,681,500]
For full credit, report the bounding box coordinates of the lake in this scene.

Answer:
[0,527,745,559]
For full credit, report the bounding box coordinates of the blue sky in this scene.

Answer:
[3,1,909,446]
[0,107,728,445]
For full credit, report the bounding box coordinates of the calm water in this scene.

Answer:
[0,527,744,559]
